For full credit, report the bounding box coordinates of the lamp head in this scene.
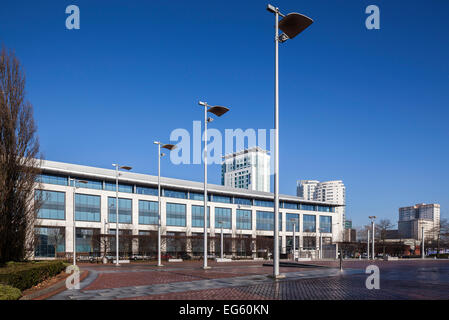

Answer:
[279,12,313,39]
[199,101,207,106]
[120,166,132,171]
[207,106,230,117]
[266,4,277,14]
[162,144,177,151]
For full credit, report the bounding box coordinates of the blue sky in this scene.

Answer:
[1,0,448,227]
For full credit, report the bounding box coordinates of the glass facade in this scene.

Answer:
[36,174,68,186]
[301,204,315,211]
[317,205,332,212]
[236,209,252,230]
[254,199,274,208]
[303,214,316,232]
[215,207,232,229]
[35,190,66,220]
[108,197,132,223]
[34,227,65,257]
[139,200,158,225]
[212,194,232,204]
[166,203,186,226]
[164,189,187,199]
[75,194,101,222]
[319,215,332,233]
[136,186,158,196]
[105,182,133,193]
[71,178,102,190]
[283,202,299,210]
[256,211,273,230]
[191,205,210,228]
[286,213,300,232]
[76,228,100,253]
[234,197,252,206]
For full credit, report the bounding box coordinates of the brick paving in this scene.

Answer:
[48,259,449,300]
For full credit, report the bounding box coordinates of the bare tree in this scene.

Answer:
[0,47,41,263]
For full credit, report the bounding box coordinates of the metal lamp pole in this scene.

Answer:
[291,220,296,261]
[421,225,425,259]
[112,164,132,266]
[369,216,376,260]
[367,230,370,260]
[220,221,224,260]
[70,178,87,266]
[266,4,313,278]
[198,101,230,269]
[153,142,176,267]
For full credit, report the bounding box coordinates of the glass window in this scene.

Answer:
[76,228,100,253]
[303,214,316,232]
[234,197,252,206]
[190,192,203,201]
[256,211,273,231]
[254,199,274,208]
[300,204,316,211]
[139,200,158,225]
[236,209,252,230]
[215,207,232,229]
[34,227,65,258]
[164,189,187,199]
[105,182,133,193]
[166,203,186,227]
[70,178,103,190]
[35,190,65,220]
[303,236,316,250]
[317,205,331,212]
[319,216,332,233]
[283,202,299,210]
[136,186,158,196]
[108,197,132,224]
[212,194,232,204]
[75,194,101,222]
[36,174,68,186]
[191,205,210,228]
[286,213,300,232]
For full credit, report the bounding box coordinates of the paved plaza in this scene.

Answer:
[48,260,449,300]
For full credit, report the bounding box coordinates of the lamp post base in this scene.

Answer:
[157,264,164,267]
[202,266,212,270]
[267,274,286,280]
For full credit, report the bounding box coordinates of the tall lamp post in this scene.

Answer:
[112,164,132,266]
[153,141,177,267]
[219,221,224,260]
[70,178,87,266]
[367,229,370,260]
[198,101,230,269]
[369,216,376,260]
[266,4,313,278]
[290,218,296,261]
[421,225,425,259]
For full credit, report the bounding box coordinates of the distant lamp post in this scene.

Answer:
[369,216,376,260]
[112,164,132,266]
[266,4,313,278]
[198,101,230,269]
[153,141,177,267]
[219,221,224,260]
[70,178,88,266]
[421,225,425,259]
[290,218,297,261]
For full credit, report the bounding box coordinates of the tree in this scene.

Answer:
[376,219,395,254]
[0,47,41,263]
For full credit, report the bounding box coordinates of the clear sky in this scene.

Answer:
[1,0,448,228]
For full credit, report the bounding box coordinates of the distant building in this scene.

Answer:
[221,147,270,192]
[344,228,357,242]
[344,220,352,229]
[297,180,346,240]
[398,203,440,241]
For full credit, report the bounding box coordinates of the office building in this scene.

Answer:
[398,203,440,240]
[221,147,270,192]
[32,160,343,259]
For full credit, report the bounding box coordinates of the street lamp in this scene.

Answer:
[112,164,132,266]
[290,218,297,261]
[266,4,313,278]
[369,216,376,260]
[421,225,425,259]
[70,178,87,266]
[198,101,230,269]
[219,220,224,260]
[153,141,177,267]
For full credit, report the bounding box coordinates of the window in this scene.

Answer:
[76,228,100,253]
[212,194,232,204]
[36,174,67,186]
[105,182,133,193]
[35,190,65,220]
[34,227,65,258]
[317,205,331,212]
[189,192,204,201]
[215,207,232,229]
[164,189,187,199]
[286,213,300,232]
[191,205,210,228]
[75,194,101,222]
[70,178,102,190]
[283,202,299,210]
[300,204,315,211]
[166,203,186,226]
[254,199,274,208]
[256,211,273,231]
[236,209,252,230]
[320,216,332,233]
[303,214,316,232]
[234,197,252,206]
[108,197,132,224]
[303,236,316,250]
[139,200,158,225]
[136,186,158,196]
